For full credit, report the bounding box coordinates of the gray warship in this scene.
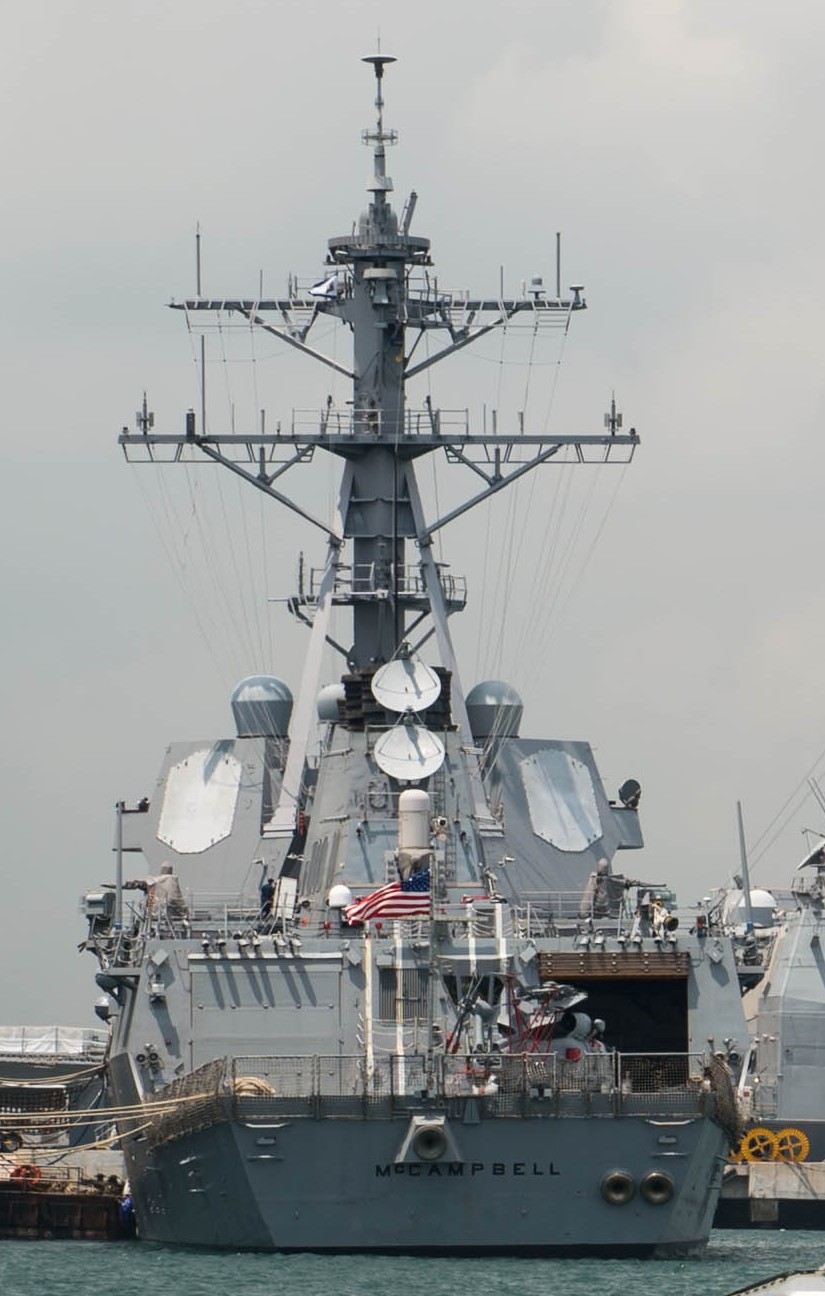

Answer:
[737,841,825,1162]
[82,55,748,1255]
[714,820,825,1226]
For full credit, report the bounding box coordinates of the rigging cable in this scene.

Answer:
[129,470,230,690]
[245,309,269,671]
[178,308,258,680]
[484,302,574,683]
[747,744,825,872]
[545,462,631,642]
[477,308,512,679]
[508,305,626,684]
[214,310,264,669]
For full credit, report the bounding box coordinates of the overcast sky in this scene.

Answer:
[4,0,825,1024]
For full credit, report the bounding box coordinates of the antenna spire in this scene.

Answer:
[361,54,398,226]
[604,393,623,435]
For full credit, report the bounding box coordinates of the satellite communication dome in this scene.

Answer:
[723,888,777,928]
[466,680,524,742]
[327,884,353,910]
[231,676,293,738]
[317,683,345,723]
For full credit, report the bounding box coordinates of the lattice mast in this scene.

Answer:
[119,54,638,701]
[322,54,431,666]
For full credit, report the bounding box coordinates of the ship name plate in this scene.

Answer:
[376,1162,560,1177]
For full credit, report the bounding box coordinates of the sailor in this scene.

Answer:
[260,875,276,920]
[651,895,678,939]
[586,1018,614,1091]
[125,862,188,924]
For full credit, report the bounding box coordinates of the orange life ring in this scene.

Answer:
[10,1164,41,1183]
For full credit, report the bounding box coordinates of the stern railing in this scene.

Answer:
[226,1050,731,1123]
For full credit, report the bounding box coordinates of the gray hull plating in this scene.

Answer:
[121,1079,726,1255]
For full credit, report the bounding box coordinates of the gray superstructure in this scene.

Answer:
[715,841,825,1226]
[82,56,748,1255]
[738,855,825,1155]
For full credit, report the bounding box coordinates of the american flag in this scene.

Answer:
[344,869,431,924]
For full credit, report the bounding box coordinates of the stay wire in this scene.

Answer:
[484,302,575,681]
[186,317,254,675]
[214,314,264,668]
[247,314,270,671]
[130,471,230,689]
[478,319,513,677]
[748,747,825,871]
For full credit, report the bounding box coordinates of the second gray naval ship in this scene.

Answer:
[713,815,825,1226]
[82,55,748,1255]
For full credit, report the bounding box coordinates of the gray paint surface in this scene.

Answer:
[82,56,748,1255]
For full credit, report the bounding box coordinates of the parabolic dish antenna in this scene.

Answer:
[373,722,445,781]
[371,656,442,714]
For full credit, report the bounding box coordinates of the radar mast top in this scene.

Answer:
[361,54,398,235]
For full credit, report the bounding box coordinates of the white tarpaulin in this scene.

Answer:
[0,1026,108,1057]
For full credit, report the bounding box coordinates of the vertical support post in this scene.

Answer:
[264,463,351,837]
[736,800,756,932]
[114,800,124,931]
[426,864,439,1095]
[196,224,206,438]
[405,465,494,828]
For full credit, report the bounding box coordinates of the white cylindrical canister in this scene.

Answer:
[398,788,431,851]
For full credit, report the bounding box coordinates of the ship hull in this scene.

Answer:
[121,1089,726,1255]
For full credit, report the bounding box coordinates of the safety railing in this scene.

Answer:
[127,894,282,943]
[0,1162,126,1192]
[303,561,467,609]
[225,1050,728,1124]
[516,892,630,928]
[124,894,635,946]
[291,407,469,439]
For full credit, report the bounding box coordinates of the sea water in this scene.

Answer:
[0,1232,823,1296]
